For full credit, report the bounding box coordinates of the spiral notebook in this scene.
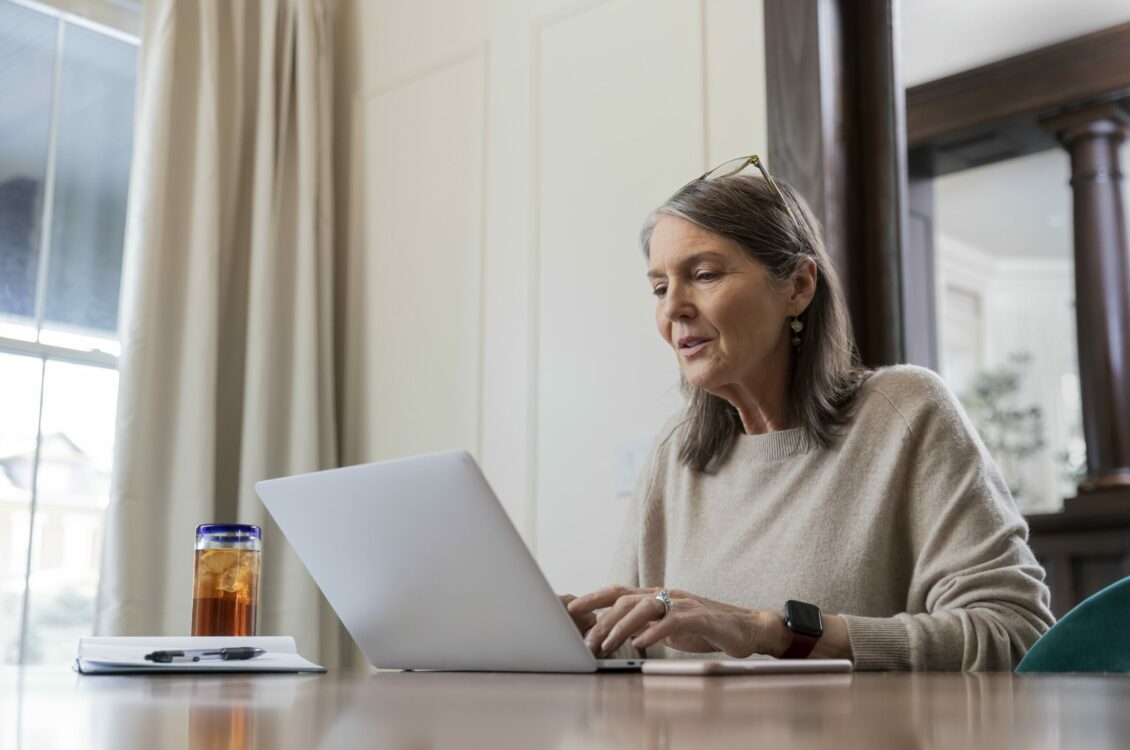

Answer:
[74,636,326,674]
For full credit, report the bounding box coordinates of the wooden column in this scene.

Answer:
[764,0,911,367]
[1043,104,1130,494]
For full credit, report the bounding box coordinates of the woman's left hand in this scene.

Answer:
[567,586,787,658]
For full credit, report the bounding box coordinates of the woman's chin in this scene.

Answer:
[681,367,722,393]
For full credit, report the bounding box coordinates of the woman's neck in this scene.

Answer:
[714,372,792,435]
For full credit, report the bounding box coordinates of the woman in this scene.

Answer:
[563,156,1054,671]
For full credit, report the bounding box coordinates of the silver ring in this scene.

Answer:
[655,589,673,618]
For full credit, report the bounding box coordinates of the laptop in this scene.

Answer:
[256,450,644,672]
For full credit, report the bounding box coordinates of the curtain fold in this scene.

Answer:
[96,0,362,669]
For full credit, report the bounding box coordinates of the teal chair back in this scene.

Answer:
[1016,576,1130,673]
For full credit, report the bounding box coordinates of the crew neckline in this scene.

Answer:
[733,426,811,462]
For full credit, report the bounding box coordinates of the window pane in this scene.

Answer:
[21,360,118,666]
[0,351,45,665]
[42,24,136,336]
[0,2,56,324]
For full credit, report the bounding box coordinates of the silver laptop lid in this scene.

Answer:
[256,451,600,672]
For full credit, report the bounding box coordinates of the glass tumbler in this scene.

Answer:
[190,524,261,636]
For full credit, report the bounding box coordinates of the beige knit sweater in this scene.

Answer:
[610,365,1055,671]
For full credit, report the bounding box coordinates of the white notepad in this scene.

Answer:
[74,636,326,675]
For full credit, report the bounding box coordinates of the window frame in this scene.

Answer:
[0,0,137,665]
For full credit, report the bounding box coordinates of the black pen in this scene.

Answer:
[144,647,266,663]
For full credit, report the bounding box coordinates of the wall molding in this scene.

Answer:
[476,44,491,463]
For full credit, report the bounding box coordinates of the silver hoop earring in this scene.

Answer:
[790,317,804,347]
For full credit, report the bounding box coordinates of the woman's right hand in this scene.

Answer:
[559,594,598,637]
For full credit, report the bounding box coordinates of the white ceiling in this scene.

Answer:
[934,150,1072,259]
[900,0,1130,87]
[901,0,1130,259]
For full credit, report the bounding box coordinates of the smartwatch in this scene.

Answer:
[781,600,823,659]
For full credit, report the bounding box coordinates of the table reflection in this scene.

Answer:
[4,668,1130,749]
[187,681,256,749]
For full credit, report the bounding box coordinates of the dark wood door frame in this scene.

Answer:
[764,0,910,369]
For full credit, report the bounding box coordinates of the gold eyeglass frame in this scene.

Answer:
[698,154,800,227]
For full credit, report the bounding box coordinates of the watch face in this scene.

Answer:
[784,600,823,638]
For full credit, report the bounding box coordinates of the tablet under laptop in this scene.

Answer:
[256,450,643,672]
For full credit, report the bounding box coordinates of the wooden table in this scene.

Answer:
[4,668,1129,749]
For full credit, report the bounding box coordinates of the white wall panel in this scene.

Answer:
[705,0,768,164]
[534,0,703,595]
[357,53,486,462]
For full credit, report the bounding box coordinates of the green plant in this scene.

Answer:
[961,352,1045,500]
[1057,405,1087,492]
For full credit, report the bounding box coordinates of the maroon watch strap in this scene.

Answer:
[781,630,819,659]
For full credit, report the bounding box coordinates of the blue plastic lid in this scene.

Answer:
[195,524,261,540]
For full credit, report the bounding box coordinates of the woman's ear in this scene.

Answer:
[788,257,818,315]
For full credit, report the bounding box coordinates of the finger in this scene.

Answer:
[630,612,683,651]
[583,594,650,654]
[599,596,668,656]
[559,594,576,606]
[568,586,647,616]
[568,586,632,615]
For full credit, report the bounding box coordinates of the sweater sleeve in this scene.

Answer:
[842,370,1055,671]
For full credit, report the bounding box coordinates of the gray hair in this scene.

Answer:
[640,173,870,472]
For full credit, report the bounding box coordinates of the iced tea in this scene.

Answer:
[190,524,261,636]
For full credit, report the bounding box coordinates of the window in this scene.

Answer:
[0,0,137,665]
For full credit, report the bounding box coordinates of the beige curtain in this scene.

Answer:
[95,0,362,669]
